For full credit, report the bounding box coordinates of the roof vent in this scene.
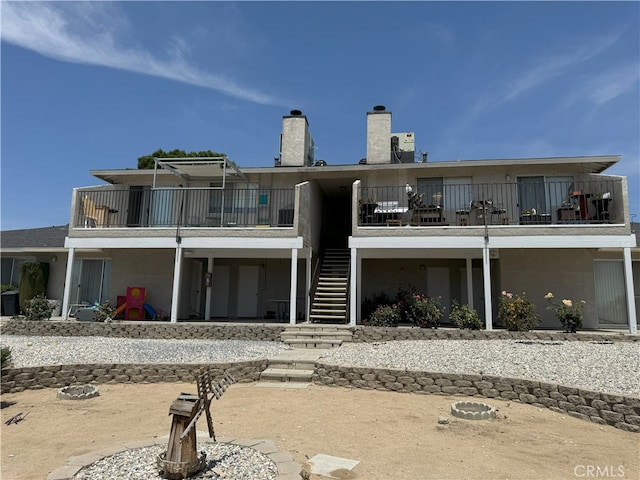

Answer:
[290,109,302,116]
[373,105,386,111]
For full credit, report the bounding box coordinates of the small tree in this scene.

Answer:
[137,149,225,169]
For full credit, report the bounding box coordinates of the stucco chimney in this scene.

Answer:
[280,110,314,167]
[366,105,391,165]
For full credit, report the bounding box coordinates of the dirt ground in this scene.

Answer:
[1,382,639,480]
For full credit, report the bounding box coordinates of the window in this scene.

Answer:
[1,257,36,286]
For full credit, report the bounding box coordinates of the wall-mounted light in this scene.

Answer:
[51,255,57,263]
[419,264,426,270]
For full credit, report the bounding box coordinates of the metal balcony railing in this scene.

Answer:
[358,179,623,227]
[75,187,296,229]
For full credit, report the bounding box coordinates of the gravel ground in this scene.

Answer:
[319,339,640,396]
[2,335,638,396]
[0,336,289,366]
[72,444,277,480]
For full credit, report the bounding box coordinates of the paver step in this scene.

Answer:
[283,339,342,349]
[281,331,351,340]
[259,368,314,382]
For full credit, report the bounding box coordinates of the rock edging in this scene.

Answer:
[312,362,640,433]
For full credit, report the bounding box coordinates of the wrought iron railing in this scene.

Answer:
[358,179,623,227]
[75,187,296,228]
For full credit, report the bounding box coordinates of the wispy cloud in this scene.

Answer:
[0,2,283,106]
[503,31,622,101]
[423,22,455,45]
[583,64,640,105]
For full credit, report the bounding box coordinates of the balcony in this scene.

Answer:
[74,187,296,229]
[358,179,625,228]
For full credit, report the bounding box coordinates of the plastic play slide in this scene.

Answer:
[114,303,156,320]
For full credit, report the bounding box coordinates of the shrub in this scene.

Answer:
[23,294,54,321]
[1,284,18,293]
[95,301,116,322]
[361,292,393,322]
[366,304,400,327]
[449,301,483,330]
[497,291,539,331]
[1,347,12,369]
[408,294,444,328]
[544,292,585,333]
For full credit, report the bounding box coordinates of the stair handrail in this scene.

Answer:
[345,251,351,325]
[309,250,323,321]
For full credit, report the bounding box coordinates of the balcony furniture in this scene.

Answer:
[386,219,403,227]
[490,206,507,224]
[359,201,378,224]
[569,192,592,220]
[455,207,471,226]
[412,206,447,225]
[591,198,612,222]
[82,196,118,228]
[375,201,408,225]
[557,206,580,223]
[519,213,552,225]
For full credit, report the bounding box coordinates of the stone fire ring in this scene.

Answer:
[450,401,496,420]
[57,384,100,400]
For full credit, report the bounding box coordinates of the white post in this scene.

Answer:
[306,250,312,322]
[623,247,637,335]
[205,256,214,320]
[350,247,358,326]
[466,257,474,310]
[170,245,183,323]
[289,248,298,324]
[61,247,76,320]
[482,245,493,330]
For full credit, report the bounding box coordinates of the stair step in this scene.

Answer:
[309,314,347,320]
[259,368,314,382]
[283,339,342,349]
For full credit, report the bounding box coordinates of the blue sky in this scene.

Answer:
[1,1,638,230]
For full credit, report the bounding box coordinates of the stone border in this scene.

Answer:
[47,434,303,480]
[1,319,637,343]
[1,361,267,394]
[313,362,640,433]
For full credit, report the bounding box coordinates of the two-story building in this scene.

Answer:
[60,107,638,333]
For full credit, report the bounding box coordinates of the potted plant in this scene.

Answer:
[544,292,585,333]
[497,291,540,331]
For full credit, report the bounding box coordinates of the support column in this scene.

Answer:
[306,250,312,322]
[466,257,474,310]
[205,256,214,320]
[289,248,298,324]
[623,247,637,335]
[61,247,76,320]
[170,245,183,323]
[482,245,493,330]
[350,247,358,326]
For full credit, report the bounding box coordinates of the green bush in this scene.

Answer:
[95,301,116,322]
[23,294,54,321]
[408,294,444,328]
[449,301,483,330]
[361,292,393,322]
[1,347,12,369]
[497,291,539,331]
[1,284,18,293]
[366,304,400,327]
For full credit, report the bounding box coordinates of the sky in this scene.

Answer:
[1,1,639,230]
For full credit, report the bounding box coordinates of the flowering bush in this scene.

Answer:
[497,291,539,331]
[449,301,483,330]
[408,294,444,328]
[366,304,400,327]
[544,292,585,333]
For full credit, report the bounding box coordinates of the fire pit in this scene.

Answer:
[57,384,99,400]
[450,401,496,420]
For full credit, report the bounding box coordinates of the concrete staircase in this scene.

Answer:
[258,325,353,383]
[309,249,350,324]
